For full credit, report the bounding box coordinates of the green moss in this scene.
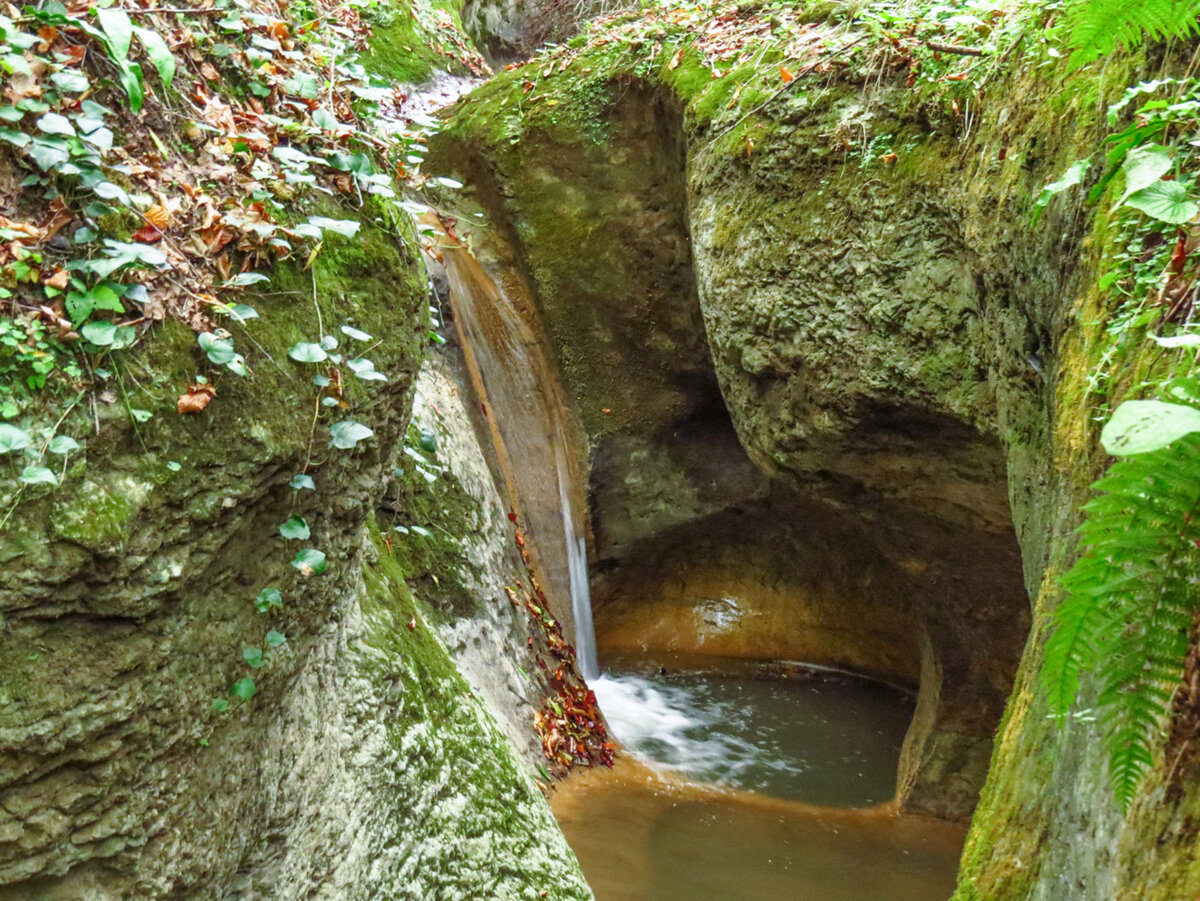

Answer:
[363,0,472,84]
[381,425,483,619]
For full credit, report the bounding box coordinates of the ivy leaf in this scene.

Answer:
[346,357,387,381]
[306,216,360,238]
[222,303,258,322]
[291,547,327,575]
[242,646,265,668]
[265,629,287,647]
[1032,158,1090,224]
[329,420,373,449]
[197,331,236,365]
[18,465,56,485]
[1152,334,1200,348]
[1116,145,1172,207]
[288,341,327,363]
[0,423,32,453]
[225,272,269,287]
[341,324,372,341]
[1125,181,1200,225]
[49,69,89,93]
[36,112,74,137]
[230,677,256,700]
[279,514,310,540]
[47,435,80,454]
[290,473,316,491]
[254,587,283,612]
[1101,400,1200,455]
[419,431,437,453]
[80,321,119,346]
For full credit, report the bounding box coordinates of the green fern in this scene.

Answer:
[1062,0,1200,69]
[1043,430,1200,811]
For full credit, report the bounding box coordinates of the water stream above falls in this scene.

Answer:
[553,657,964,901]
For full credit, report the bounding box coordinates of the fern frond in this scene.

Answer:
[1041,433,1200,812]
[1064,0,1200,70]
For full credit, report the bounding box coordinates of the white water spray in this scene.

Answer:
[557,441,598,680]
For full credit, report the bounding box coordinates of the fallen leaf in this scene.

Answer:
[132,225,164,243]
[43,269,69,289]
[780,65,794,82]
[177,383,217,414]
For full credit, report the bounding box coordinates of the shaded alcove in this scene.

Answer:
[586,384,1030,820]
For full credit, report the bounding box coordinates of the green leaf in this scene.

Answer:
[96,7,134,59]
[346,357,387,382]
[1101,400,1200,455]
[279,514,310,540]
[0,128,29,148]
[243,646,265,668]
[18,465,56,485]
[166,461,181,472]
[1153,334,1200,348]
[116,60,145,114]
[290,473,316,491]
[47,435,80,455]
[418,431,437,454]
[291,548,327,575]
[341,324,372,341]
[1116,144,1173,207]
[129,409,152,423]
[306,216,360,238]
[80,321,119,346]
[36,112,74,137]
[49,68,89,93]
[230,677,256,700]
[226,272,269,287]
[1125,181,1199,225]
[265,629,287,647]
[0,423,32,453]
[329,420,373,449]
[1033,158,1090,224]
[288,341,327,363]
[254,587,283,612]
[133,26,175,90]
[212,697,230,712]
[223,303,259,322]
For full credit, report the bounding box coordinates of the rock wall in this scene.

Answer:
[435,12,1200,894]
[0,198,590,897]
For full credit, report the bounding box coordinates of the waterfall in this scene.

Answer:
[557,441,598,680]
[440,239,599,680]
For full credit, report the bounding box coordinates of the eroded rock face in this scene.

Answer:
[0,216,590,899]
[433,69,1034,821]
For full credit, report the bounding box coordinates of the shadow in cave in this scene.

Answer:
[586,374,1030,821]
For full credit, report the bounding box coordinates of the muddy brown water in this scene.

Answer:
[552,658,963,901]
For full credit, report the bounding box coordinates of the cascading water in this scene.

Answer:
[557,442,598,680]
[440,238,599,678]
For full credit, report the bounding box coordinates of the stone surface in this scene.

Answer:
[435,20,1200,896]
[0,203,590,899]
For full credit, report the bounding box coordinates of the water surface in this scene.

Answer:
[553,658,962,901]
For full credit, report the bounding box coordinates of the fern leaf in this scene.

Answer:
[1065,0,1200,70]
[1041,430,1200,812]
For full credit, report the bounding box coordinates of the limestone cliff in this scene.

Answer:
[431,5,1200,895]
[0,1,590,897]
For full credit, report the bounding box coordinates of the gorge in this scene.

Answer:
[2,0,1200,899]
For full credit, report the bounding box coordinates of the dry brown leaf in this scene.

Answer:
[43,269,69,289]
[177,383,217,414]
